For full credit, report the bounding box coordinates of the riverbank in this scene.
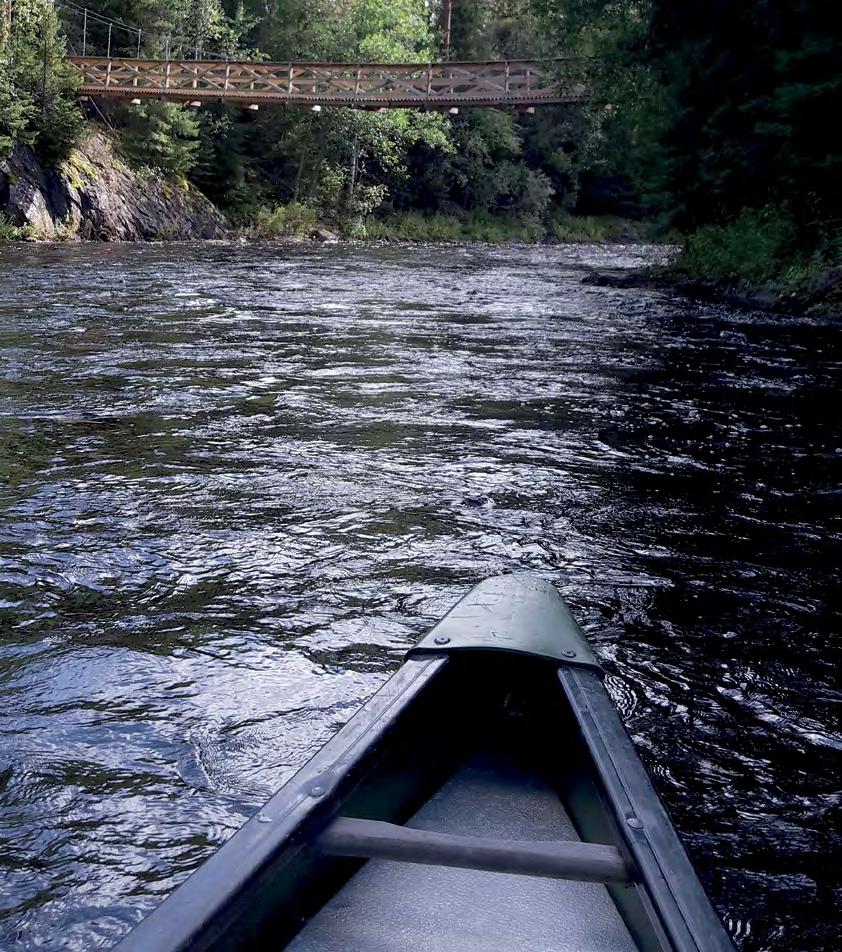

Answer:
[1,126,650,246]
[584,206,842,318]
[0,130,225,241]
[583,265,842,318]
[6,133,838,318]
[242,209,649,245]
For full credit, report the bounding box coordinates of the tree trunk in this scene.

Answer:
[347,138,359,209]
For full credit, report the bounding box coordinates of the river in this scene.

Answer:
[0,242,839,951]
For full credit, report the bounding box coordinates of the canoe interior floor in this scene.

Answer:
[288,753,637,952]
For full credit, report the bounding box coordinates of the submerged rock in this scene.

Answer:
[0,130,226,241]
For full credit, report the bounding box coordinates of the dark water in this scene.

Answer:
[0,242,839,951]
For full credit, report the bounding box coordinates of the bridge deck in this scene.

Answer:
[68,57,582,108]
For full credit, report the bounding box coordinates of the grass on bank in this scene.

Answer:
[0,214,29,240]
[362,212,543,243]
[234,205,651,244]
[363,211,651,243]
[244,202,320,238]
[234,207,548,242]
[670,207,842,294]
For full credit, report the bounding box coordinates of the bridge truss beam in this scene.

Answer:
[68,57,585,109]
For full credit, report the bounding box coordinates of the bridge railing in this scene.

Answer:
[68,57,586,108]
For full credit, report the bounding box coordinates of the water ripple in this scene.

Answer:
[0,241,839,950]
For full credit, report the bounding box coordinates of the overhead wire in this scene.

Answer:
[54,0,231,60]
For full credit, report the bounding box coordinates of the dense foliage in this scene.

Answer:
[1,0,83,162]
[538,0,841,278]
[226,0,573,233]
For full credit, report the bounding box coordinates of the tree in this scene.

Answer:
[537,0,841,246]
[1,0,83,163]
[121,102,201,177]
[0,56,35,159]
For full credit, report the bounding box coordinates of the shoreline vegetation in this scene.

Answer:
[240,205,652,245]
[4,218,838,319]
[2,200,840,318]
[2,0,838,316]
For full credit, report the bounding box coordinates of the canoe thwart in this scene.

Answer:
[315,816,633,884]
[407,574,602,672]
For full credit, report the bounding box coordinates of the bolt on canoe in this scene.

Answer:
[115,575,734,952]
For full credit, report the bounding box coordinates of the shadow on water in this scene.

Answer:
[595,311,841,950]
[0,241,839,950]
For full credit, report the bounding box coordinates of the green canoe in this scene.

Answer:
[115,575,734,952]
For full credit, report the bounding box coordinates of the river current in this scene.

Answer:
[0,242,839,950]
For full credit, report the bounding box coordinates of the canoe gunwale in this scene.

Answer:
[559,666,734,952]
[115,655,448,952]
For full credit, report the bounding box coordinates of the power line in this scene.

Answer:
[55,0,232,60]
[58,0,144,36]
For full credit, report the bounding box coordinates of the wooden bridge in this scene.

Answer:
[68,57,584,109]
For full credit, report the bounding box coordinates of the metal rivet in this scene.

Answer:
[310,785,325,798]
[627,816,644,830]
[434,635,450,645]
[561,649,576,658]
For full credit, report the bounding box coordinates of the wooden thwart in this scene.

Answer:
[316,816,634,884]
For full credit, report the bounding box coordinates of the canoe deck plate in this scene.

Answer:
[407,575,601,673]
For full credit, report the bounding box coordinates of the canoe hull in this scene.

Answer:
[115,577,733,952]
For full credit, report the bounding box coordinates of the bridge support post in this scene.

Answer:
[441,0,453,60]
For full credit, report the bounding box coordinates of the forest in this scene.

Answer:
[1,0,840,295]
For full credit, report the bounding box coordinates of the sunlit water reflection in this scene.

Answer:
[0,242,839,950]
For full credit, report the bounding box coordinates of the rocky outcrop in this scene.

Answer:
[0,129,226,241]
